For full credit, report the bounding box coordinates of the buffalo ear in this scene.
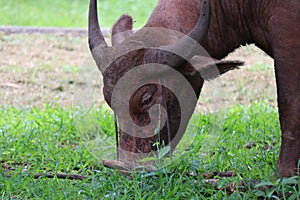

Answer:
[215,60,244,75]
[187,56,244,80]
[111,14,134,46]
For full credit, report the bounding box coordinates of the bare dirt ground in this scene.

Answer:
[0,30,276,113]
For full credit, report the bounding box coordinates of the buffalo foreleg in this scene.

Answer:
[270,4,300,177]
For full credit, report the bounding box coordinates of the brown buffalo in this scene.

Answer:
[88,0,300,177]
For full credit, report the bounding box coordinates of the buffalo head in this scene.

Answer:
[88,0,243,169]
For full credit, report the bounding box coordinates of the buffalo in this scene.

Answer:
[88,0,299,177]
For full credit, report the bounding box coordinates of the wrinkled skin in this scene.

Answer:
[89,0,299,177]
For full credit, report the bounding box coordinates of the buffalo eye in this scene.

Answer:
[141,93,152,107]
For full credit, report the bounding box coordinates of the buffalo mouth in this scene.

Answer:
[103,127,177,172]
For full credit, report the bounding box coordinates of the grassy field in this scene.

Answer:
[1,102,299,199]
[0,0,158,28]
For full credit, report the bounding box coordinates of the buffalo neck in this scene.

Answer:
[145,0,274,59]
[206,0,274,58]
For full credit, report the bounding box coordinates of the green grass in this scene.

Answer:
[0,0,158,28]
[247,62,273,72]
[1,102,299,199]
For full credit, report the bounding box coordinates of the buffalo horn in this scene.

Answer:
[88,0,109,72]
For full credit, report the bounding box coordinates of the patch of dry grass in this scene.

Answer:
[0,33,276,111]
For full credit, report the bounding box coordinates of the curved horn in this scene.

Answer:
[88,0,107,50]
[145,0,210,67]
[186,0,210,45]
[89,0,113,73]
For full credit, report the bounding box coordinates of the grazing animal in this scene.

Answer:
[88,0,300,177]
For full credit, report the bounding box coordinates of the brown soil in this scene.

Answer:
[0,31,276,113]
